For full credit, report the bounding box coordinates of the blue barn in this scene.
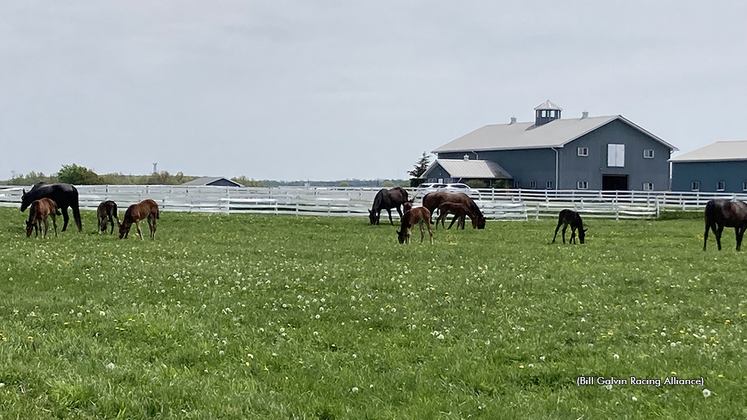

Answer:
[670,141,747,193]
[430,101,678,190]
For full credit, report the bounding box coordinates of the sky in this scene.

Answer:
[1,1,745,181]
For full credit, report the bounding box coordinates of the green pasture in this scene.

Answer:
[1,207,745,419]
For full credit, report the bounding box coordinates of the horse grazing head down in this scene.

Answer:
[25,198,58,238]
[552,209,587,244]
[397,205,433,245]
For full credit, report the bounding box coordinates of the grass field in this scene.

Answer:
[1,206,746,419]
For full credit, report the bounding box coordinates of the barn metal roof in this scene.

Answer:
[534,100,563,111]
[422,159,512,179]
[433,115,677,154]
[181,177,243,187]
[669,141,747,162]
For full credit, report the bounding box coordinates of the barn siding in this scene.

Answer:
[672,161,747,192]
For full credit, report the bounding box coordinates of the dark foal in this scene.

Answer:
[552,209,587,244]
[435,201,478,230]
[26,198,58,238]
[97,200,120,234]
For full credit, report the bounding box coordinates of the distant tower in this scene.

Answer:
[153,162,158,173]
[534,100,562,126]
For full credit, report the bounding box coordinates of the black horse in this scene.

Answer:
[552,209,587,244]
[21,182,82,232]
[368,187,409,225]
[703,199,747,251]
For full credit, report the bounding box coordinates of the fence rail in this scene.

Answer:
[1,185,742,220]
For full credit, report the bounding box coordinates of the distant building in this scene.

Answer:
[430,100,678,190]
[181,177,243,187]
[421,156,511,186]
[670,141,747,193]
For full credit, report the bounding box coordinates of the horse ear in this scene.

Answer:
[22,189,26,194]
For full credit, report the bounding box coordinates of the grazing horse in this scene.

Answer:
[422,191,486,229]
[397,205,433,244]
[25,198,58,238]
[435,201,478,230]
[703,199,747,251]
[119,199,159,240]
[552,209,587,244]
[97,200,120,234]
[369,187,409,225]
[21,182,82,232]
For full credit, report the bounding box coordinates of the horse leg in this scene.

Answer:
[135,220,144,240]
[149,214,157,240]
[420,221,426,244]
[72,204,83,232]
[570,227,576,244]
[736,227,745,251]
[716,224,724,250]
[60,207,70,231]
[387,209,394,226]
[396,205,403,223]
[561,225,568,244]
[427,220,434,245]
[703,220,711,251]
[51,214,58,237]
[552,221,563,243]
[447,214,459,230]
[460,215,466,230]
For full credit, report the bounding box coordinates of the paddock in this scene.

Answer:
[0,206,740,418]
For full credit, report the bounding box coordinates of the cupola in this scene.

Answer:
[534,100,562,126]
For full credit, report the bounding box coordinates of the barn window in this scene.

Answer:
[577,147,589,157]
[691,181,700,191]
[546,180,553,189]
[717,181,725,191]
[643,149,654,159]
[513,180,521,189]
[577,181,588,190]
[743,181,747,191]
[607,144,625,167]
[529,181,537,189]
[643,182,654,191]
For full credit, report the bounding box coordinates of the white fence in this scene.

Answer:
[1,185,742,220]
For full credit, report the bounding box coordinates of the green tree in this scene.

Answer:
[57,164,100,185]
[408,152,431,187]
[232,176,265,187]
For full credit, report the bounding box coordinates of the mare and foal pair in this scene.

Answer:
[21,184,158,240]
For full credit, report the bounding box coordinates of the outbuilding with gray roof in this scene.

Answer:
[670,141,747,193]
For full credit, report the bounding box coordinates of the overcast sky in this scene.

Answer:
[1,1,745,181]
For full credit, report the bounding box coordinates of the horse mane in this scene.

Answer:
[30,182,47,190]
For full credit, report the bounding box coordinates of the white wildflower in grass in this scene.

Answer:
[605,384,613,390]
[99,311,106,316]
[247,353,254,359]
[703,389,711,398]
[613,354,620,359]
[351,387,359,393]
[0,383,5,388]
[315,314,320,319]
[106,362,115,370]
[539,355,546,361]
[632,396,637,401]
[437,334,445,340]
